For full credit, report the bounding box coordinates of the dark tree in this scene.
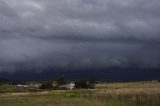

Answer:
[75,80,88,88]
[89,77,97,84]
[57,76,66,86]
[39,82,53,89]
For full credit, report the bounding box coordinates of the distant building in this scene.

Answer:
[16,84,23,90]
[59,82,75,90]
[68,82,75,90]
[16,84,29,90]
[87,81,95,89]
[34,83,42,88]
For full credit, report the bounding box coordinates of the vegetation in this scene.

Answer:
[39,82,53,89]
[0,89,160,106]
[57,76,66,86]
[0,78,12,85]
[0,81,160,106]
[89,77,97,84]
[75,80,88,88]
[0,96,106,106]
[0,84,16,93]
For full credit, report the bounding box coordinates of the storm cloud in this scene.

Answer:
[0,0,160,73]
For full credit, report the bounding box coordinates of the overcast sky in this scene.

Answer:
[0,0,160,73]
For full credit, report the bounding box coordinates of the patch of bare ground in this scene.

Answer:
[0,91,49,97]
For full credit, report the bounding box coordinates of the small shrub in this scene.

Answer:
[39,82,53,89]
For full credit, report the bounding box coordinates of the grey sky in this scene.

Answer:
[0,0,160,72]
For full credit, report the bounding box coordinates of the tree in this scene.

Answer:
[87,77,97,89]
[57,76,66,86]
[39,82,53,89]
[75,80,88,88]
[89,77,97,84]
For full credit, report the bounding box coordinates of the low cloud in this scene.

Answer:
[0,0,160,72]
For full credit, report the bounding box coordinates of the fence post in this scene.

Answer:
[118,94,122,106]
[136,95,139,105]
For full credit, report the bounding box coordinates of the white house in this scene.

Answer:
[59,82,75,90]
[67,82,75,90]
[16,84,23,90]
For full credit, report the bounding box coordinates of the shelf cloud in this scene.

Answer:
[0,0,160,73]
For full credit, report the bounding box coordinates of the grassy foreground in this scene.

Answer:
[0,94,159,106]
[0,96,106,106]
[0,81,160,106]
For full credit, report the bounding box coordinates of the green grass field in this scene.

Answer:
[0,94,159,106]
[0,81,160,106]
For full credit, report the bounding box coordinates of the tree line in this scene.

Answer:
[40,76,97,89]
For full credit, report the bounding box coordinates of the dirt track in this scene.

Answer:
[0,91,49,97]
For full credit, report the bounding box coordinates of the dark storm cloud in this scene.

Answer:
[0,0,160,72]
